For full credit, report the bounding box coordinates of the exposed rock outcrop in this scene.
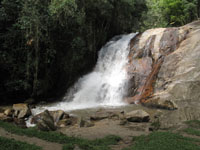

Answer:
[127,21,200,110]
[31,110,77,130]
[32,110,57,131]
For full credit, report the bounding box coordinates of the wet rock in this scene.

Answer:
[4,108,13,117]
[49,110,66,123]
[125,110,150,122]
[34,110,56,131]
[13,103,31,119]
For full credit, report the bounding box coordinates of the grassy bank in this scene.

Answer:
[1,120,200,150]
[0,121,120,150]
[123,132,200,150]
[0,136,41,150]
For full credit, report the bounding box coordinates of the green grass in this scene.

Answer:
[150,119,161,130]
[185,120,200,129]
[0,121,121,150]
[184,128,200,136]
[182,120,200,137]
[0,136,41,150]
[123,132,200,150]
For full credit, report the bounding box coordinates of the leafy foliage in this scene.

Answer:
[0,0,199,103]
[0,0,147,103]
[143,0,199,30]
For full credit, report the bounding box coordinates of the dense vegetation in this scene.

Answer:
[0,0,200,104]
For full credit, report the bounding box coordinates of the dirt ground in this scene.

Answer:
[0,127,62,150]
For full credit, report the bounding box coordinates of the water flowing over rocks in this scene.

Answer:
[1,21,200,135]
[125,20,200,128]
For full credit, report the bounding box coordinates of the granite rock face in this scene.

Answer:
[127,21,200,110]
[126,20,200,127]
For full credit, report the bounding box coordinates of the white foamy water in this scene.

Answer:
[33,33,136,114]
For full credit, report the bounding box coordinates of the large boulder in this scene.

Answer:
[125,110,150,122]
[31,110,73,130]
[127,21,200,107]
[13,103,31,119]
[126,20,200,127]
[33,110,56,131]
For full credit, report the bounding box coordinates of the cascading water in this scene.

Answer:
[33,33,137,113]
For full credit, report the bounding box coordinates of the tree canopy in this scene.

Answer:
[0,0,199,104]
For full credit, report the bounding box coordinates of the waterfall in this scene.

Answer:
[33,33,137,113]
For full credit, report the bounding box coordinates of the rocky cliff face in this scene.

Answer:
[127,21,200,112]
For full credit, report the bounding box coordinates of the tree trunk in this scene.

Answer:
[32,24,40,97]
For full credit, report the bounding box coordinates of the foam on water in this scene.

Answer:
[33,33,136,114]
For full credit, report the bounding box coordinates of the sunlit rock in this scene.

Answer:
[13,103,31,119]
[33,110,56,131]
[125,110,150,122]
[127,20,200,110]
[0,113,13,122]
[4,108,13,117]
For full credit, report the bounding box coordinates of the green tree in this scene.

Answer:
[0,0,147,104]
[160,0,198,26]
[143,0,198,29]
